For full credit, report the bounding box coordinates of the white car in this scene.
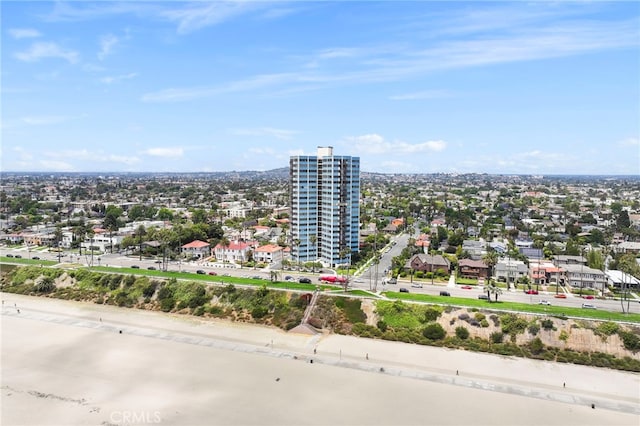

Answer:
[538,300,551,306]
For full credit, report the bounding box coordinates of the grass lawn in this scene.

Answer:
[1,257,58,266]
[456,278,478,285]
[383,291,640,323]
[87,266,339,292]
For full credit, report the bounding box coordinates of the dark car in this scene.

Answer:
[399,288,409,293]
[15,255,22,258]
[439,291,451,297]
[131,265,140,269]
[32,256,40,260]
[6,254,14,258]
[299,277,311,284]
[196,270,206,274]
[478,294,489,300]
[208,271,217,276]
[147,266,156,270]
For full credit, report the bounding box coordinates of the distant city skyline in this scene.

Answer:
[2,1,639,175]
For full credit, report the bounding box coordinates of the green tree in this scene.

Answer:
[482,250,499,281]
[136,225,146,261]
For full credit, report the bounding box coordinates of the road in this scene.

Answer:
[2,244,638,314]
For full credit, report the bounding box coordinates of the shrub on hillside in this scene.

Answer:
[455,326,470,340]
[490,331,504,343]
[422,322,446,340]
[540,318,555,330]
[618,331,640,352]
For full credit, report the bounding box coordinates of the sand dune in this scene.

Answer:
[1,293,638,426]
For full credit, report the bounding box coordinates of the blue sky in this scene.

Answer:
[2,1,639,175]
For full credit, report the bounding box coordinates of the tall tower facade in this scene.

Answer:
[290,146,360,267]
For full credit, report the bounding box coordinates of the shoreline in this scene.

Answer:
[2,293,639,425]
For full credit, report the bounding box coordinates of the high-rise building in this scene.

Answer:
[290,146,360,267]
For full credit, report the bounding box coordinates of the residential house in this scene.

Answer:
[407,254,451,274]
[461,240,485,260]
[562,263,607,291]
[615,241,640,254]
[214,240,251,264]
[458,259,489,279]
[253,244,284,264]
[605,270,640,289]
[181,240,211,259]
[528,259,562,286]
[494,258,528,283]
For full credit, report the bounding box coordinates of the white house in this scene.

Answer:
[181,240,211,259]
[253,244,284,264]
[214,240,251,264]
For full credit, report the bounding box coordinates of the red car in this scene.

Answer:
[525,290,539,295]
[461,285,473,290]
[554,294,567,299]
[582,295,594,300]
[208,271,217,276]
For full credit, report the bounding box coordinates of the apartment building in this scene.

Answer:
[290,146,360,267]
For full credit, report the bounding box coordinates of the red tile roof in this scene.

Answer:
[182,240,210,249]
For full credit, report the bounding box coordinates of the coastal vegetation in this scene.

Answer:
[2,264,639,372]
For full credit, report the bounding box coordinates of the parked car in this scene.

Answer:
[284,275,293,281]
[461,285,473,290]
[478,294,489,300]
[399,288,409,293]
[131,265,140,269]
[208,271,217,276]
[32,256,40,260]
[147,266,156,270]
[6,254,14,257]
[538,300,551,306]
[299,277,311,284]
[582,295,595,300]
[439,291,451,297]
[15,255,22,258]
[196,270,205,274]
[554,294,567,299]
[581,303,597,309]
[388,278,397,285]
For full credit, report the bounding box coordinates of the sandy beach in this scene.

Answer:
[1,293,638,426]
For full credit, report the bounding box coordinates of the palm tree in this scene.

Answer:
[219,237,230,264]
[136,225,146,261]
[309,234,317,272]
[293,238,301,271]
[482,250,499,283]
[339,247,352,292]
[484,279,503,302]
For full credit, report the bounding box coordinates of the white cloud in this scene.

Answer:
[389,90,453,101]
[15,42,79,63]
[21,115,79,126]
[98,34,119,60]
[43,149,140,165]
[345,134,447,155]
[231,127,298,140]
[141,72,294,102]
[100,72,138,84]
[142,147,184,158]
[8,28,41,39]
[161,2,265,35]
[39,160,75,171]
[619,137,639,147]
